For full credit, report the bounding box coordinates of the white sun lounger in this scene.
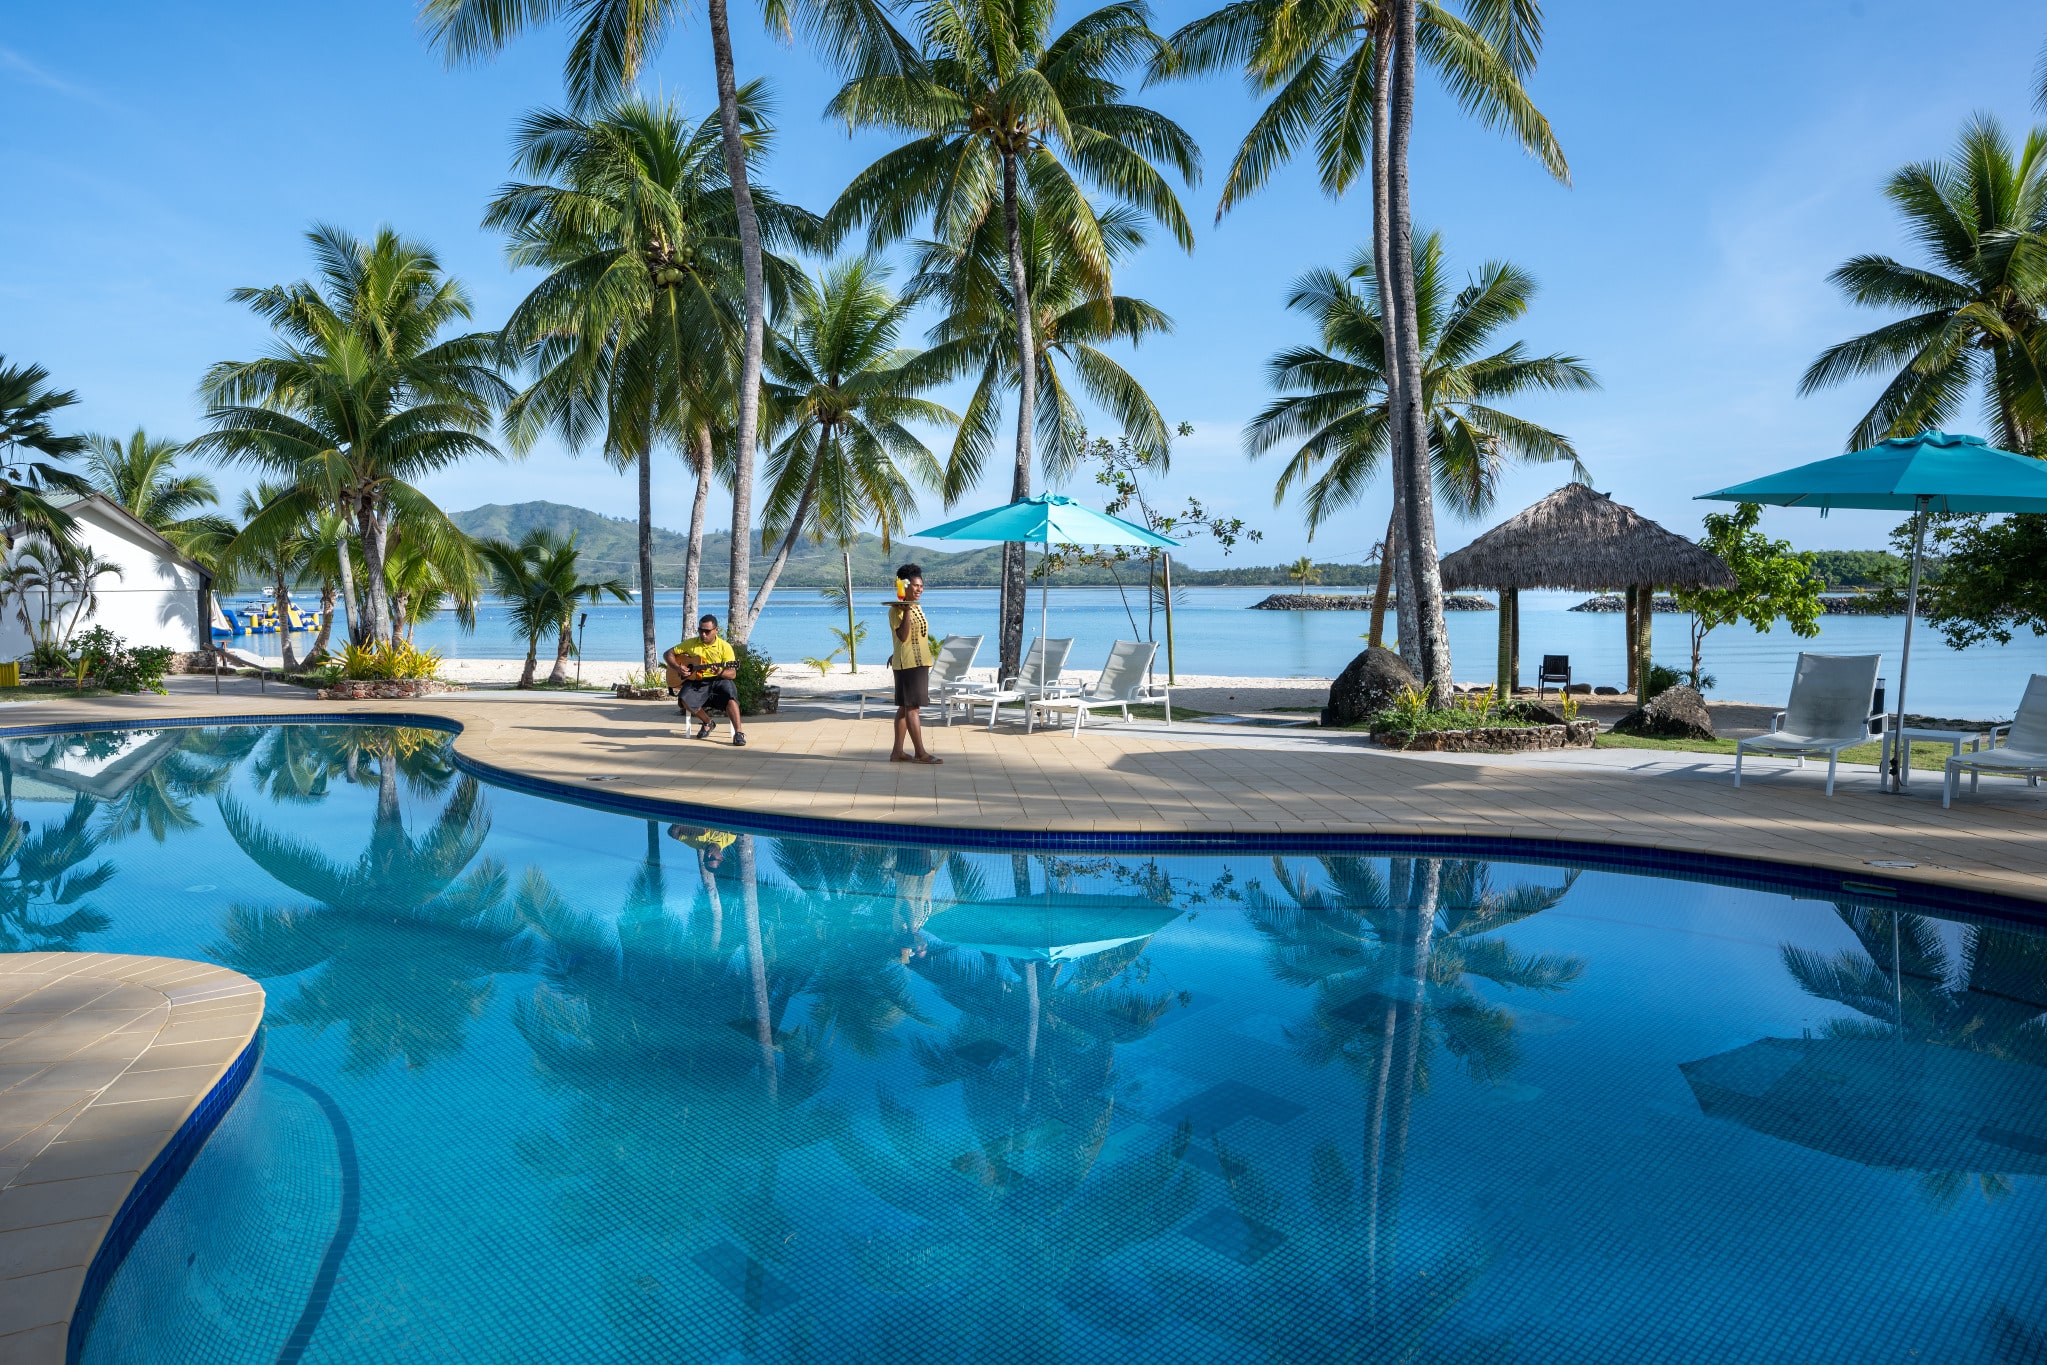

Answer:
[857,634,984,721]
[950,637,1074,731]
[1029,640,1170,736]
[1734,652,1881,797]
[1943,673,2047,808]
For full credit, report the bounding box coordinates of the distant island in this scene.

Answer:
[449,501,1382,589]
[449,502,1910,594]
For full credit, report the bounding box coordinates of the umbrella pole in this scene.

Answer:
[1039,540,1049,697]
[1890,498,1928,794]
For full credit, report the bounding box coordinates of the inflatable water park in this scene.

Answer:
[211,591,322,639]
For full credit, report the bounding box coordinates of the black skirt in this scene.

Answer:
[893,666,930,707]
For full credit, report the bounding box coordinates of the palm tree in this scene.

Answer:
[1249,233,1595,644]
[382,513,485,644]
[204,736,521,1075]
[80,428,236,566]
[222,488,350,668]
[1287,554,1322,588]
[424,0,912,652]
[908,203,1175,504]
[0,778,114,953]
[478,529,633,686]
[751,258,952,619]
[826,0,1198,676]
[194,224,510,648]
[1800,116,2047,455]
[490,91,818,668]
[1779,902,2047,1206]
[0,356,89,543]
[1161,0,1565,691]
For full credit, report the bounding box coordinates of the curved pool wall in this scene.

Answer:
[0,712,2039,929]
[6,719,2041,1364]
[67,1035,262,1365]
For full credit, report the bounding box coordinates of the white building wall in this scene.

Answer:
[0,504,207,659]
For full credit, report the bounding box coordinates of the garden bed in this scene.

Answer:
[1373,720,1599,752]
[317,679,463,700]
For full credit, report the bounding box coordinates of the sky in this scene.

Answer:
[4,1,2045,569]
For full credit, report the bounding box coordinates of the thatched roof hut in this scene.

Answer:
[1439,484,1733,698]
[1439,483,1734,592]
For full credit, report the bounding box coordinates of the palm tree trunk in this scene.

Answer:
[684,423,713,638]
[274,563,299,673]
[1386,0,1452,692]
[1368,507,1396,649]
[637,442,657,672]
[548,614,573,685]
[706,0,766,647]
[750,462,821,623]
[302,581,337,670]
[357,500,394,648]
[842,547,858,673]
[1369,13,1417,670]
[737,834,778,1102]
[333,510,364,647]
[520,634,539,688]
[999,148,1037,682]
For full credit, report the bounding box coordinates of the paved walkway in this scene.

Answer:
[2,684,2044,908]
[0,954,263,1362]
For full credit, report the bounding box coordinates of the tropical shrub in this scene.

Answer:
[734,647,775,715]
[339,640,443,682]
[1368,684,1553,736]
[69,626,173,694]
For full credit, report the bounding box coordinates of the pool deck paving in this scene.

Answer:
[0,954,262,1363]
[0,680,2042,910]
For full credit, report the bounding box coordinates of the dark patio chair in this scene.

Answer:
[1537,655,1571,700]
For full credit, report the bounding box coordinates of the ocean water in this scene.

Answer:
[232,587,2047,718]
[21,722,2043,1364]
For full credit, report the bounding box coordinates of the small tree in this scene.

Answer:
[1890,512,2047,649]
[1287,556,1322,589]
[1671,503,1825,691]
[1039,424,1261,679]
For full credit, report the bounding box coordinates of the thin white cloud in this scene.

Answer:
[0,45,120,111]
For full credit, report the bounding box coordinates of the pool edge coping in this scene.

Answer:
[3,710,2044,928]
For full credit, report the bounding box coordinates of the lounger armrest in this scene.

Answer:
[1771,711,1786,733]
[1989,723,2011,747]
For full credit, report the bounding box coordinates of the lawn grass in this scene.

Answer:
[1594,732,1970,773]
[1116,703,1217,722]
[0,683,110,701]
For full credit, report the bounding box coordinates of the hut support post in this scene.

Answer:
[1638,584,1655,698]
[1624,587,1638,695]
[1495,588,1513,701]
[1510,589,1520,690]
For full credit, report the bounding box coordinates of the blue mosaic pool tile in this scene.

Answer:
[1182,1206,1288,1265]
[693,1243,797,1316]
[1156,1080,1307,1136]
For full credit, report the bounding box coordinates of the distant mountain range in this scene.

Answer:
[449,501,1380,588]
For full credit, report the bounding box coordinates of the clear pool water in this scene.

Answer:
[18,723,2044,1364]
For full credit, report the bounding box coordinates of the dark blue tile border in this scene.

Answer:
[7,712,2044,931]
[68,1029,263,1365]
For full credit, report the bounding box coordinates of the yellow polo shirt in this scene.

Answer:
[673,636,736,677]
[888,604,933,669]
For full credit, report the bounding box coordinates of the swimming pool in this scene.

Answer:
[17,723,2043,1363]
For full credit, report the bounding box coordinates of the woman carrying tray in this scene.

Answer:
[887,564,941,764]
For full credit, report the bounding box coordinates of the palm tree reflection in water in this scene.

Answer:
[826,856,1198,1365]
[205,727,527,1074]
[1150,857,1583,1363]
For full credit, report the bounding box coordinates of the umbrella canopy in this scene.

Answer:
[1679,1035,2047,1176]
[1698,429,2047,513]
[1440,483,1735,592]
[923,893,1183,962]
[1697,429,2047,792]
[913,493,1179,548]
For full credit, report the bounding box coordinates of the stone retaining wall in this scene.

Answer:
[1372,720,1599,752]
[316,679,462,700]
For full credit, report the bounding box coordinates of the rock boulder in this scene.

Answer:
[1322,647,1419,727]
[1609,684,1715,741]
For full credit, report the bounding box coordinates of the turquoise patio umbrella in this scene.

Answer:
[1699,429,2047,791]
[912,494,1179,677]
